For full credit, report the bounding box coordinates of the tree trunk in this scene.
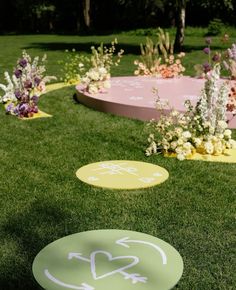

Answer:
[83,0,91,29]
[174,0,186,52]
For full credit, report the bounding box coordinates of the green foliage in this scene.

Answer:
[140,37,159,71]
[139,27,174,67]
[207,18,224,36]
[124,28,161,36]
[157,27,174,59]
[33,4,56,19]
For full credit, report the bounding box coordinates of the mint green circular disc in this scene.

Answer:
[32,230,183,290]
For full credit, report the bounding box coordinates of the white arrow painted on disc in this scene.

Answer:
[68,251,147,284]
[44,269,94,290]
[116,237,167,265]
[68,252,91,263]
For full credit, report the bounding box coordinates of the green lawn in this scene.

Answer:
[0,28,236,289]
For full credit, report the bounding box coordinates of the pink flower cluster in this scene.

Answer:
[134,53,185,78]
[227,84,236,113]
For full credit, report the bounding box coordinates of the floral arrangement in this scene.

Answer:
[59,49,89,84]
[194,35,236,80]
[0,51,56,118]
[80,39,124,94]
[146,64,236,160]
[227,82,236,120]
[223,43,236,80]
[134,28,185,78]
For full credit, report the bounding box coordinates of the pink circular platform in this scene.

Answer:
[76,76,236,128]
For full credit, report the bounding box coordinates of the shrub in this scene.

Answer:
[207,18,223,36]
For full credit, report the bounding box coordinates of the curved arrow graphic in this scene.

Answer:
[44,269,94,290]
[116,237,167,265]
[68,252,91,263]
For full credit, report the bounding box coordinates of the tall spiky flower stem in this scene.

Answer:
[197,64,229,134]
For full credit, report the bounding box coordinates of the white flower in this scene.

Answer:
[175,146,183,154]
[87,69,100,81]
[171,110,179,117]
[145,140,157,155]
[183,142,192,150]
[182,131,191,139]
[148,134,154,142]
[36,82,46,93]
[151,141,157,153]
[175,127,183,137]
[184,149,192,157]
[194,138,202,147]
[224,129,232,138]
[217,134,224,139]
[229,139,236,148]
[170,141,177,150]
[162,141,170,150]
[177,138,184,146]
[204,141,214,154]
[88,84,99,94]
[210,135,218,142]
[214,144,223,155]
[203,121,211,128]
[98,67,107,75]
[209,126,215,135]
[225,141,231,148]
[103,80,111,89]
[217,120,228,130]
[177,153,185,161]
[0,84,7,91]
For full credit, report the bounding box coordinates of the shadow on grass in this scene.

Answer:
[183,44,228,52]
[0,197,80,290]
[23,41,227,55]
[23,42,141,55]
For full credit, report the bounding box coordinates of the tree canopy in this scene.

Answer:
[0,0,235,33]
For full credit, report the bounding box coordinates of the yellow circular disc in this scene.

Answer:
[76,160,169,189]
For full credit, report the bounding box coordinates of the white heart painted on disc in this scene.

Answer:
[90,250,139,280]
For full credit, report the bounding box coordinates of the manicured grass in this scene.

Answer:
[0,28,236,289]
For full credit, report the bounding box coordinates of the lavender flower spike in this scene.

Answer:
[14,69,22,78]
[19,58,27,68]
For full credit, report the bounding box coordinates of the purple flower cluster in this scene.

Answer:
[14,69,22,78]
[202,62,212,73]
[203,47,210,55]
[14,102,38,118]
[12,89,39,117]
[0,50,56,118]
[19,58,27,68]
[9,52,46,118]
[196,37,224,77]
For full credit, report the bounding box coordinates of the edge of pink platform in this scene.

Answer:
[75,76,236,128]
